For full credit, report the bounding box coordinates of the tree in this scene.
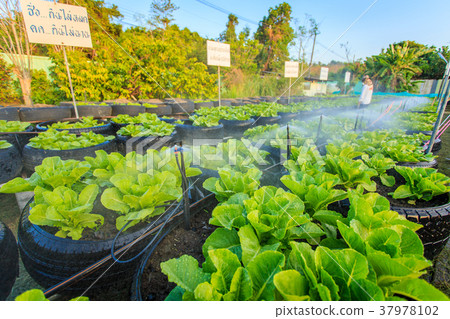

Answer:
[149,0,179,31]
[0,0,32,106]
[219,14,238,43]
[365,41,432,92]
[255,2,294,72]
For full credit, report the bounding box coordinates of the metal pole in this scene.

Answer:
[426,61,450,154]
[63,46,79,118]
[218,66,221,107]
[288,77,291,104]
[435,65,450,113]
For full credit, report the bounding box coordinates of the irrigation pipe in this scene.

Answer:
[43,193,214,298]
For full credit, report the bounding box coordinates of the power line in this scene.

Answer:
[194,0,259,25]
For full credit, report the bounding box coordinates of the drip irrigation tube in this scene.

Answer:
[110,201,183,264]
[43,194,214,298]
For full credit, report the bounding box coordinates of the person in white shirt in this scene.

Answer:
[358,77,374,107]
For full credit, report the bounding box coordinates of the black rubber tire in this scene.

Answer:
[22,140,116,172]
[396,159,438,169]
[0,125,34,150]
[175,122,223,145]
[219,119,256,139]
[111,104,145,116]
[159,117,176,124]
[0,221,19,300]
[19,107,72,122]
[36,120,113,135]
[0,145,23,184]
[194,101,214,110]
[252,115,281,126]
[422,138,441,154]
[115,133,176,155]
[110,120,128,133]
[213,100,232,107]
[71,105,112,118]
[278,112,301,124]
[167,101,194,114]
[145,105,172,116]
[17,202,168,295]
[406,130,433,136]
[391,196,450,260]
[0,107,20,121]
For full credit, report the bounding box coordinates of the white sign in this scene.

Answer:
[207,40,230,67]
[345,71,351,83]
[20,0,92,48]
[284,61,299,78]
[319,67,329,81]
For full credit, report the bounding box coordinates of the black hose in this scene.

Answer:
[110,200,183,264]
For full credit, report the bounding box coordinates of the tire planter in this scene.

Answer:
[36,120,112,136]
[70,105,112,118]
[17,201,177,295]
[22,140,116,172]
[0,144,23,184]
[19,106,72,122]
[175,121,224,145]
[130,194,218,301]
[219,118,256,139]
[194,101,214,110]
[0,107,20,121]
[406,130,433,136]
[0,221,19,300]
[391,197,450,260]
[278,112,300,124]
[145,104,172,116]
[213,100,232,107]
[252,115,281,126]
[167,100,194,114]
[115,133,176,155]
[0,124,34,150]
[111,104,145,116]
[396,158,438,169]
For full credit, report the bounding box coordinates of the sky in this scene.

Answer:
[106,0,450,64]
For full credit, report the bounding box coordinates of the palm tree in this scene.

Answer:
[367,41,432,92]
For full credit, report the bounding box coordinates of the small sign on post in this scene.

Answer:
[344,72,351,94]
[344,71,351,83]
[284,61,299,78]
[207,40,230,106]
[285,61,299,104]
[319,67,329,81]
[20,0,93,117]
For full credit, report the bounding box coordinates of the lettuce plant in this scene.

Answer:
[160,191,449,301]
[361,153,396,187]
[194,139,269,171]
[203,167,262,202]
[49,117,102,129]
[189,114,220,127]
[0,140,12,149]
[28,129,114,150]
[281,170,347,214]
[390,166,450,202]
[0,157,90,193]
[116,122,175,137]
[0,120,31,132]
[101,171,182,230]
[29,184,102,240]
[323,155,377,192]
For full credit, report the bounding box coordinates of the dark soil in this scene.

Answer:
[139,207,217,301]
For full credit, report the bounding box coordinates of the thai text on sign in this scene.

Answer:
[20,0,92,48]
[207,40,230,67]
[285,61,299,78]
